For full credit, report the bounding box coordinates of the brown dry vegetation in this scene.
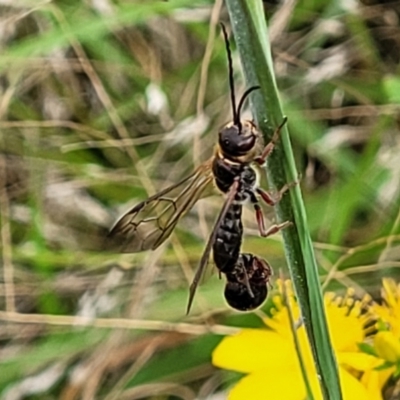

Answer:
[1,0,400,399]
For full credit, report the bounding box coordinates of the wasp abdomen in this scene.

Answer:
[213,203,243,273]
[224,254,272,311]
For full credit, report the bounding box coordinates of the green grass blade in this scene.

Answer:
[225,1,342,399]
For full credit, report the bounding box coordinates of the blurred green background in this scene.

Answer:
[1,0,400,398]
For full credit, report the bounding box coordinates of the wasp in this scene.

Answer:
[108,24,291,313]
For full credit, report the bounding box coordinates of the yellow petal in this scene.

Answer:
[338,352,382,371]
[360,368,394,400]
[364,366,396,394]
[374,331,400,363]
[361,370,381,400]
[339,368,370,400]
[227,366,369,400]
[327,304,364,351]
[228,366,309,400]
[212,329,295,373]
[382,279,399,310]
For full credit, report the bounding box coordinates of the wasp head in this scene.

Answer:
[218,120,262,162]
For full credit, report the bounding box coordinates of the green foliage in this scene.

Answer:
[1,0,400,398]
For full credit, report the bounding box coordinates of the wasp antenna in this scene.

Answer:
[220,23,239,127]
[236,85,260,122]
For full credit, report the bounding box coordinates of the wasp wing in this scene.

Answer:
[186,178,240,314]
[108,162,214,253]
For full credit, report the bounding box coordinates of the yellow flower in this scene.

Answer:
[212,280,381,400]
[372,278,400,338]
[366,278,400,394]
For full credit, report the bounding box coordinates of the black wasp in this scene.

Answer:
[108,24,291,313]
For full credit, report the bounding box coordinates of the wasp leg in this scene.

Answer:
[248,190,292,237]
[254,117,288,166]
[237,257,255,298]
[253,203,292,237]
[257,178,296,206]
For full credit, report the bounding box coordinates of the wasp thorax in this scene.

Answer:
[219,121,257,158]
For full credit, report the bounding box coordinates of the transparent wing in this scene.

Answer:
[187,178,240,314]
[108,161,214,253]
